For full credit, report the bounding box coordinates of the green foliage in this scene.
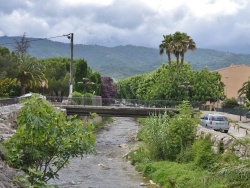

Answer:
[210,161,250,188]
[192,135,216,169]
[126,147,151,166]
[84,93,93,105]
[137,161,208,188]
[74,59,88,93]
[71,91,83,105]
[38,57,70,98]
[3,94,95,186]
[17,53,47,95]
[159,31,196,67]
[2,36,250,80]
[222,98,239,108]
[0,78,20,97]
[139,101,198,161]
[238,77,250,100]
[117,63,224,103]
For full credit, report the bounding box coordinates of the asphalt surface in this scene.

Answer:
[201,111,250,138]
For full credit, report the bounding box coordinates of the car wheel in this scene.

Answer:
[224,130,228,133]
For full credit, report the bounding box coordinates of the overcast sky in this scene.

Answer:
[0,0,250,54]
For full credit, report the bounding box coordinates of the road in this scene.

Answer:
[201,111,250,138]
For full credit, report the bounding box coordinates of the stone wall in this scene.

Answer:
[0,104,23,188]
[196,125,249,158]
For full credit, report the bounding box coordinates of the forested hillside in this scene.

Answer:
[1,36,250,80]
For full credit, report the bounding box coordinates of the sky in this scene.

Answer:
[0,0,250,54]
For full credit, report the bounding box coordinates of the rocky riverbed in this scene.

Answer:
[48,117,155,188]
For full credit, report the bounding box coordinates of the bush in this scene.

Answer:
[84,93,93,105]
[139,101,199,161]
[3,94,96,186]
[192,135,216,169]
[71,91,83,105]
[222,98,239,108]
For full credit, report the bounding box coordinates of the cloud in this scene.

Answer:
[0,0,250,53]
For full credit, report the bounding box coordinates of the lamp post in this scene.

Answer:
[78,78,95,106]
[178,81,193,101]
[225,76,228,97]
[65,33,74,96]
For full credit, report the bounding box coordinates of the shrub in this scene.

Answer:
[222,98,239,108]
[84,93,93,105]
[140,101,199,161]
[3,94,95,186]
[192,134,216,169]
[71,91,83,105]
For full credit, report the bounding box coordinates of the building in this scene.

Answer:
[213,64,250,100]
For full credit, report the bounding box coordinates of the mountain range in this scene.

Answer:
[1,36,250,80]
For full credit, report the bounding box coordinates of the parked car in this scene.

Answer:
[18,93,46,101]
[200,113,229,133]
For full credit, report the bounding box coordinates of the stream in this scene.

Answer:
[49,117,152,188]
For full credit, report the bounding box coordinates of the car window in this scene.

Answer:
[212,116,227,121]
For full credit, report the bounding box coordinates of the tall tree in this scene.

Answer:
[14,33,30,55]
[17,54,46,95]
[159,32,196,68]
[159,34,173,65]
[179,33,196,67]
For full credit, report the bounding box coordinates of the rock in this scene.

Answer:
[139,182,147,186]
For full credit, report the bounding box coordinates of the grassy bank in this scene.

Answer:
[127,102,250,188]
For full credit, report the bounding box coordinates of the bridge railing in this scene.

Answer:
[1,95,205,110]
[46,96,204,109]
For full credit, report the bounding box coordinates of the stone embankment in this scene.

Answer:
[0,104,23,188]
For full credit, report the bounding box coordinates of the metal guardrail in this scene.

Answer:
[0,98,19,106]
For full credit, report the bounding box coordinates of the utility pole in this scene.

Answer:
[65,33,74,96]
[70,33,74,95]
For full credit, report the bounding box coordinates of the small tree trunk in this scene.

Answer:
[21,83,26,95]
[167,52,171,66]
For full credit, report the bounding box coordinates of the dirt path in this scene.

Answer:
[49,117,149,188]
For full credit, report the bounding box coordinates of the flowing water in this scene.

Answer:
[49,117,154,188]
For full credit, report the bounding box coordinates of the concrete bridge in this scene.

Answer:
[58,105,181,117]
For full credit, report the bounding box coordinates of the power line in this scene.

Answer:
[0,34,70,46]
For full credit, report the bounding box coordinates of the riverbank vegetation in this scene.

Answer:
[128,101,250,187]
[2,95,97,187]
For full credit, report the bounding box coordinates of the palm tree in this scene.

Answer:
[179,33,196,67]
[160,32,196,68]
[172,31,183,66]
[238,77,250,100]
[17,54,47,95]
[159,34,173,65]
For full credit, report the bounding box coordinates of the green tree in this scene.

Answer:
[74,59,88,93]
[117,63,224,104]
[172,31,196,67]
[3,94,95,186]
[17,54,47,95]
[159,32,196,68]
[238,77,250,100]
[159,34,173,65]
[39,57,70,100]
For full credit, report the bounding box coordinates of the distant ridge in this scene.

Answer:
[1,36,250,80]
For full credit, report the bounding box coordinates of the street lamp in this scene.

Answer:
[225,76,228,97]
[78,78,95,106]
[178,81,193,101]
[65,33,74,96]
